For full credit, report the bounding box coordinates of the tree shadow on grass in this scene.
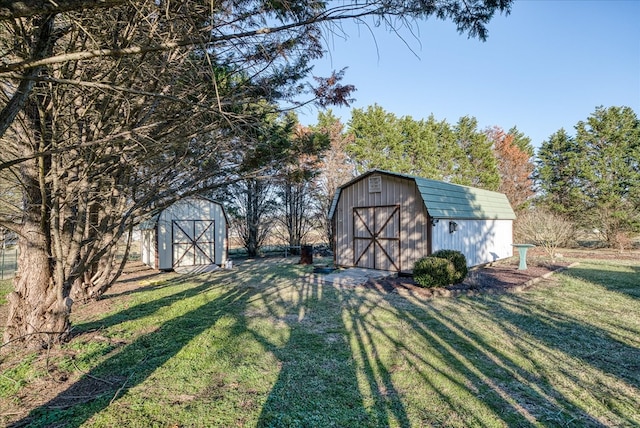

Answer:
[72,276,223,335]
[498,293,640,389]
[335,289,579,427]
[11,281,256,427]
[563,263,640,299]
[11,260,282,427]
[12,259,640,427]
[336,276,638,427]
[440,296,638,426]
[99,273,177,298]
[258,275,601,427]
[13,260,383,427]
[251,276,380,427]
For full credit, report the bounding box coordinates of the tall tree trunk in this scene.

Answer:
[2,73,72,349]
[71,223,133,301]
[246,179,259,257]
[4,221,71,348]
[3,154,71,349]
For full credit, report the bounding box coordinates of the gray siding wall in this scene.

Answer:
[157,199,227,270]
[141,229,157,268]
[334,174,430,271]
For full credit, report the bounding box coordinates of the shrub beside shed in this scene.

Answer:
[140,197,228,271]
[329,169,516,273]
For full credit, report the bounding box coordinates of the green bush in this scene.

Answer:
[431,249,468,284]
[413,257,456,288]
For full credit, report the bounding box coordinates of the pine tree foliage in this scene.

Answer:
[535,128,584,216]
[345,105,500,190]
[347,104,407,173]
[507,125,535,157]
[221,110,304,257]
[450,116,499,190]
[536,106,640,244]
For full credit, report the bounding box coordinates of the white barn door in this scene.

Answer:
[171,220,216,267]
[353,205,400,271]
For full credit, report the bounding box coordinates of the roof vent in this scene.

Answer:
[368,175,382,193]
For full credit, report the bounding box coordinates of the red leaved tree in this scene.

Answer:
[487,126,535,212]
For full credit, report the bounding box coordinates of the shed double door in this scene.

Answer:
[172,220,216,267]
[353,205,400,271]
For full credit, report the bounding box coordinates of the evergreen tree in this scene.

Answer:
[451,116,500,190]
[508,126,535,157]
[347,104,409,174]
[403,115,453,180]
[225,109,295,257]
[536,106,640,244]
[346,107,500,190]
[574,106,640,242]
[536,128,583,216]
[273,120,330,249]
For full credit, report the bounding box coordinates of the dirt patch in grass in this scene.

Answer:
[362,247,639,299]
[362,261,574,299]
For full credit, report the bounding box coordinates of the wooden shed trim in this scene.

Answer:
[352,204,401,271]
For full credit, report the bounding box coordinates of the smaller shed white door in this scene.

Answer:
[172,220,216,267]
[353,205,400,271]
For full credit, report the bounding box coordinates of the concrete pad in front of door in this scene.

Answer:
[174,264,221,274]
[318,267,395,286]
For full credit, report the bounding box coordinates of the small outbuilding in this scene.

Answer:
[140,197,228,271]
[329,169,516,273]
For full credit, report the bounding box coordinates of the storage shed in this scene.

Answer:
[329,170,516,272]
[140,197,228,271]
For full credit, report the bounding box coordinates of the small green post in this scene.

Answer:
[512,244,535,270]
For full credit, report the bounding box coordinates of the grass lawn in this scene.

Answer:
[1,256,639,427]
[0,279,12,305]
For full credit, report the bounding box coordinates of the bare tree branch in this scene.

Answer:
[0,14,53,137]
[0,0,133,20]
[0,1,509,74]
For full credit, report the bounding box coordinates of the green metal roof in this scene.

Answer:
[329,169,516,220]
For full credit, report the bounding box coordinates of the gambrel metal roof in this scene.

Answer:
[329,169,516,220]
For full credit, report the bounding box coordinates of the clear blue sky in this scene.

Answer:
[298,0,640,150]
